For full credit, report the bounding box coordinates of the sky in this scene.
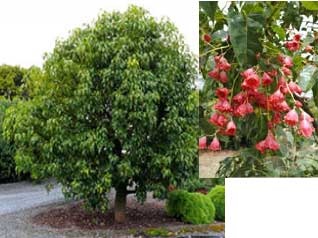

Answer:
[0,0,198,68]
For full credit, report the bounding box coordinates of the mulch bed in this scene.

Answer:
[32,196,185,230]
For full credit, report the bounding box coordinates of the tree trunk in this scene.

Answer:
[114,186,127,223]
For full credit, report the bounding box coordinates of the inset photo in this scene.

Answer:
[199,1,318,178]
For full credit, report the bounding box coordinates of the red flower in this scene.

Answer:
[216,87,230,99]
[256,130,280,153]
[209,113,228,127]
[299,119,314,138]
[285,40,300,51]
[273,100,290,112]
[288,82,302,94]
[255,140,267,154]
[278,55,293,68]
[214,99,232,113]
[267,69,278,77]
[282,66,292,76]
[219,71,228,83]
[284,109,299,126]
[208,68,219,80]
[269,89,284,104]
[242,73,260,90]
[265,131,280,151]
[208,137,221,151]
[294,34,301,41]
[225,120,236,136]
[232,92,246,104]
[305,45,313,53]
[203,34,211,43]
[278,77,288,94]
[262,72,273,86]
[234,102,253,117]
[300,111,314,122]
[295,100,303,108]
[217,57,231,72]
[198,136,207,149]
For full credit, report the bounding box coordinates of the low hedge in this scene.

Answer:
[166,189,215,224]
[207,185,225,221]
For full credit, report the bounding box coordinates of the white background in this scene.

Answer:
[0,0,198,67]
[226,178,318,238]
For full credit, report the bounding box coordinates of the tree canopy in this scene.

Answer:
[3,6,198,222]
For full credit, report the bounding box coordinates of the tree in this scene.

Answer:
[3,6,197,222]
[199,1,318,177]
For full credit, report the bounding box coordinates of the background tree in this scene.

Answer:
[3,6,197,222]
[0,65,43,182]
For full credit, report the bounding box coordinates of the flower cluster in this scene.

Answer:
[285,34,301,51]
[199,40,316,153]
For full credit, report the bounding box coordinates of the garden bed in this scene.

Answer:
[32,194,225,237]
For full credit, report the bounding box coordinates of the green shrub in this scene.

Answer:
[0,99,16,182]
[166,190,215,224]
[208,185,225,221]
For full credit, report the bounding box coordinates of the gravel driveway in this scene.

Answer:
[0,181,64,216]
[0,182,225,238]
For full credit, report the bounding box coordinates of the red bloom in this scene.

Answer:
[278,55,293,68]
[294,34,301,41]
[218,58,231,71]
[209,113,228,127]
[269,89,284,104]
[305,45,313,53]
[282,66,292,76]
[216,87,229,99]
[225,120,236,136]
[284,109,299,126]
[234,102,253,117]
[273,100,290,112]
[288,82,302,94]
[219,71,228,83]
[255,140,267,154]
[262,72,273,86]
[214,99,232,113]
[198,136,207,149]
[299,119,314,138]
[300,111,314,122]
[242,74,260,90]
[278,77,288,94]
[267,69,278,77]
[208,68,219,80]
[271,112,282,125]
[203,34,211,43]
[285,40,300,51]
[295,100,303,108]
[208,137,221,151]
[233,92,246,104]
[256,130,280,153]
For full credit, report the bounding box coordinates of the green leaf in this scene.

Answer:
[297,65,318,92]
[302,1,318,10]
[227,8,264,68]
[312,82,318,107]
[272,25,286,40]
[200,1,218,21]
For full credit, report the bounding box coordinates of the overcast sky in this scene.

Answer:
[0,0,198,68]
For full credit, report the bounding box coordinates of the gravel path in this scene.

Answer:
[0,181,65,215]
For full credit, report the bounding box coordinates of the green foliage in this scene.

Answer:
[0,99,16,182]
[4,6,197,211]
[227,5,265,68]
[207,185,225,221]
[0,65,25,99]
[166,190,215,224]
